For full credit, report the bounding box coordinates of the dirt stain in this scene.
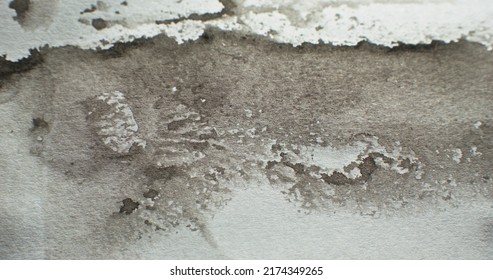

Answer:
[1,30,492,256]
[8,0,59,30]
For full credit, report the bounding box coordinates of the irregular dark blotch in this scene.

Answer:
[0,49,43,80]
[284,162,305,175]
[204,173,216,181]
[200,31,214,42]
[321,171,352,186]
[198,130,218,140]
[155,11,225,25]
[211,144,226,150]
[143,189,159,200]
[95,37,148,58]
[386,40,449,53]
[167,119,189,131]
[219,0,236,15]
[187,140,209,151]
[359,155,378,181]
[398,158,412,170]
[144,165,184,181]
[265,160,278,169]
[91,18,108,30]
[81,5,96,14]
[31,117,49,130]
[120,198,139,214]
[9,0,30,21]
[144,219,165,231]
[215,166,225,174]
[271,143,282,152]
[121,1,127,6]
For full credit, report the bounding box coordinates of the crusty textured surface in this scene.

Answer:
[0,33,492,259]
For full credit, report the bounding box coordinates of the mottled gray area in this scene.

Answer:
[0,32,492,259]
[8,0,59,30]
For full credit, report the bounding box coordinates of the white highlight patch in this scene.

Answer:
[93,91,146,154]
[470,146,482,157]
[295,142,367,172]
[1,0,493,61]
[275,136,420,179]
[236,0,493,49]
[451,148,462,163]
[0,0,224,61]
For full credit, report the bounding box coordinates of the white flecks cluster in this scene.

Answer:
[1,0,493,61]
[78,0,222,26]
[269,136,421,181]
[236,0,493,49]
[451,148,463,164]
[296,142,367,173]
[470,146,482,157]
[0,0,225,61]
[93,91,146,154]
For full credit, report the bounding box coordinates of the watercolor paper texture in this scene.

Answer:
[1,0,492,259]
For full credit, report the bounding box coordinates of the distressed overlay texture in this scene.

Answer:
[1,0,493,260]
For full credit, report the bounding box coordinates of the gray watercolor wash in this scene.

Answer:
[0,2,492,260]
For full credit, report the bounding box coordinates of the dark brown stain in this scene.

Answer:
[397,158,412,170]
[3,29,492,256]
[80,5,96,14]
[321,171,353,186]
[186,83,230,116]
[167,119,190,131]
[198,130,218,140]
[92,18,108,30]
[358,155,378,181]
[218,0,236,16]
[31,117,49,131]
[211,144,226,150]
[283,162,306,175]
[320,153,384,186]
[143,165,185,182]
[0,49,43,82]
[9,0,30,22]
[186,140,210,151]
[120,198,139,214]
[265,160,277,169]
[271,143,282,152]
[155,13,223,25]
[143,189,159,200]
[8,0,58,30]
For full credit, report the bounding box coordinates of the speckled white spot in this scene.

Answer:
[94,91,146,154]
[451,148,462,163]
